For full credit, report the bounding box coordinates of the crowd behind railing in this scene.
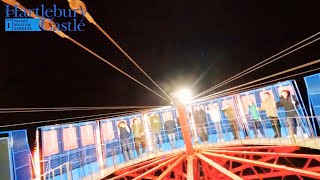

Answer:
[39,89,320,179]
[104,90,319,165]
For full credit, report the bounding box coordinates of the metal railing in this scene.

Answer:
[38,115,320,180]
[35,162,71,180]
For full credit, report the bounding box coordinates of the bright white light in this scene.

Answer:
[176,88,192,104]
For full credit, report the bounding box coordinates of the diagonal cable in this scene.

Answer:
[66,0,173,102]
[1,0,171,103]
[194,32,320,99]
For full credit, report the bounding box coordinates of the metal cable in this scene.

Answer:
[0,0,171,103]
[0,106,165,113]
[0,108,152,128]
[193,65,320,103]
[194,32,320,99]
[93,23,174,102]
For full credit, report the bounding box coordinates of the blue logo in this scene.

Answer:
[4,4,86,32]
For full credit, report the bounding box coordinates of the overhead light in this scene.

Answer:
[174,88,192,104]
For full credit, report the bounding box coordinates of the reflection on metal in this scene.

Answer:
[202,149,320,179]
[196,153,243,180]
[108,144,320,180]
[156,155,186,180]
[176,103,194,155]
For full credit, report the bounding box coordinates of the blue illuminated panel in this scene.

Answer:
[0,130,32,180]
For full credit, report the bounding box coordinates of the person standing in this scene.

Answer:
[164,118,177,149]
[222,104,239,140]
[276,90,308,137]
[149,114,163,151]
[193,106,209,143]
[258,92,281,138]
[118,121,133,161]
[207,104,224,142]
[247,100,266,138]
[131,118,146,156]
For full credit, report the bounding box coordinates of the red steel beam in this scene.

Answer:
[209,145,300,152]
[156,155,186,180]
[187,155,194,180]
[132,154,183,180]
[205,149,320,160]
[196,153,243,180]
[205,151,296,173]
[205,149,320,174]
[111,154,180,179]
[116,153,176,173]
[202,151,320,179]
[176,103,194,155]
[242,167,320,180]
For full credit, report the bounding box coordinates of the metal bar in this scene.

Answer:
[202,151,320,179]
[209,145,299,152]
[176,104,194,155]
[242,167,320,180]
[110,154,179,179]
[114,153,177,175]
[204,149,320,160]
[232,153,277,174]
[187,155,194,180]
[196,153,243,180]
[156,155,186,180]
[132,154,182,180]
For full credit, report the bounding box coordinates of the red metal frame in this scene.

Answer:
[176,104,194,155]
[202,150,320,179]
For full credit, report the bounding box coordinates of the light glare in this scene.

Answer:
[177,89,192,104]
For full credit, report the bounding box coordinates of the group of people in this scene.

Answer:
[116,89,309,161]
[193,102,239,142]
[198,90,308,142]
[117,119,146,161]
[117,114,179,161]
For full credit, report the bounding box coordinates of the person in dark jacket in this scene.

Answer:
[164,119,177,149]
[276,90,307,137]
[118,121,133,161]
[193,105,209,143]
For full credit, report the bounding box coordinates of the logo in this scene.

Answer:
[4,4,86,32]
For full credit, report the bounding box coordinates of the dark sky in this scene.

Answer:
[0,0,320,128]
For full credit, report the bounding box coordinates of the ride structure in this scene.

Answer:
[1,0,320,179]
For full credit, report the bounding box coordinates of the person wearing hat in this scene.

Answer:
[118,121,133,161]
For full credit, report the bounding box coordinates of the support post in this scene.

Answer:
[176,103,194,155]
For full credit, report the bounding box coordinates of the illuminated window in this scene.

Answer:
[101,121,115,141]
[80,125,95,146]
[42,130,59,156]
[63,127,78,151]
[162,111,174,122]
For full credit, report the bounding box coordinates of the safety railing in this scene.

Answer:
[35,162,71,180]
[38,115,320,180]
[197,116,320,150]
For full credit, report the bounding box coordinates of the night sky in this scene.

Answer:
[1,0,320,129]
